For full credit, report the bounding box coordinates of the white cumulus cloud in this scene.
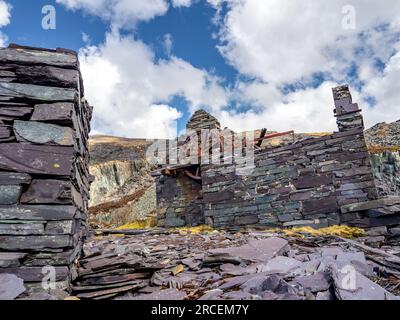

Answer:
[79,31,228,138]
[208,0,400,132]
[57,0,169,29]
[0,0,11,47]
[171,0,193,8]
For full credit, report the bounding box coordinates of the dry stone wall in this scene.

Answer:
[156,171,204,227]
[203,86,378,228]
[0,45,92,290]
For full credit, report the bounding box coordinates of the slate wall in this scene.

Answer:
[156,172,204,227]
[202,86,379,229]
[0,45,92,291]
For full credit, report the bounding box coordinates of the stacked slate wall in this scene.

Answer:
[156,172,203,227]
[0,45,92,290]
[202,86,379,229]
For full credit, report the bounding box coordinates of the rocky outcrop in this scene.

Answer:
[88,136,156,228]
[365,120,400,197]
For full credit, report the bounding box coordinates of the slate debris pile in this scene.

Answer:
[0,45,92,291]
[67,230,400,300]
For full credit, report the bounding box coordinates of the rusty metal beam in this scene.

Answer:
[254,130,294,142]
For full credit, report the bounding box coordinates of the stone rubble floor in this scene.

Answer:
[65,228,400,300]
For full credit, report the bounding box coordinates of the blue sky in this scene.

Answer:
[1,1,400,138]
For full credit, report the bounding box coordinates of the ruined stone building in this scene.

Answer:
[155,85,400,232]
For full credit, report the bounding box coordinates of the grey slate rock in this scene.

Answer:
[294,272,331,293]
[0,274,26,300]
[0,185,22,205]
[14,120,75,146]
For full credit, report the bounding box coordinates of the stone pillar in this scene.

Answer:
[333,85,364,131]
[0,45,92,295]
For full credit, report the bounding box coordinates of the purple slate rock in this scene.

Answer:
[258,256,303,274]
[290,259,321,277]
[221,290,254,300]
[261,291,279,300]
[208,237,289,263]
[219,263,249,276]
[131,288,187,300]
[198,289,223,300]
[316,290,334,300]
[335,252,374,276]
[18,292,59,300]
[317,247,344,258]
[293,272,331,293]
[218,274,256,290]
[240,275,270,294]
[331,267,395,300]
[0,274,26,300]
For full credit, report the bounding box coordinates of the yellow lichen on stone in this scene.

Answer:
[174,225,215,234]
[115,216,157,230]
[172,264,185,275]
[285,225,366,238]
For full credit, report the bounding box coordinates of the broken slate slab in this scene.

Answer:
[208,237,288,263]
[198,289,223,300]
[131,288,187,300]
[258,256,303,274]
[293,272,331,293]
[0,274,26,300]
[240,275,271,295]
[332,267,395,300]
[0,252,27,268]
[221,291,254,300]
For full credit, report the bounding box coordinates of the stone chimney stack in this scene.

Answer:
[186,109,221,132]
[333,85,364,132]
